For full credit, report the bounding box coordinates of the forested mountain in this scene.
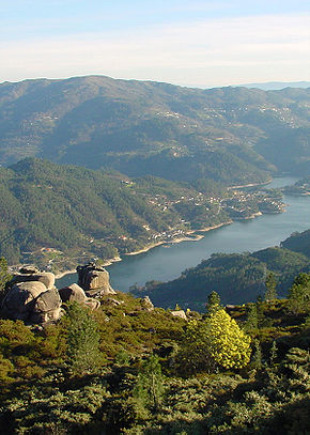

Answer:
[1,76,310,184]
[0,158,233,267]
[132,232,310,310]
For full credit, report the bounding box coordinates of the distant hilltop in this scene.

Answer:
[238,81,310,91]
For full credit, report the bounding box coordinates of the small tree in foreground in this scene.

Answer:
[64,302,101,376]
[287,273,310,314]
[179,308,251,374]
[134,355,165,413]
[207,309,252,370]
[245,303,258,331]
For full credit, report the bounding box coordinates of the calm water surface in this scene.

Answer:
[57,176,310,291]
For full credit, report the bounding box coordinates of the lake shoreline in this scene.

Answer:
[125,221,233,257]
[227,179,272,190]
[56,175,308,290]
[55,221,233,280]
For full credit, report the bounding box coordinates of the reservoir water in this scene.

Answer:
[57,176,310,291]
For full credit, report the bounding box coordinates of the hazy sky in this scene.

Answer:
[1,0,309,88]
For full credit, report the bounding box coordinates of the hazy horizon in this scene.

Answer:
[1,75,310,92]
[2,1,309,88]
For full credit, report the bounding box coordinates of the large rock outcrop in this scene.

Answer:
[59,283,88,303]
[1,262,112,324]
[1,267,61,323]
[77,263,116,297]
[140,296,154,311]
[10,271,56,290]
[2,281,48,321]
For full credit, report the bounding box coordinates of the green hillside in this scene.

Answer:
[0,158,234,267]
[1,76,310,183]
[1,157,283,269]
[132,239,310,310]
[281,228,310,258]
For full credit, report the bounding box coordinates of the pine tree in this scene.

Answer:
[287,273,310,314]
[134,355,165,413]
[284,347,310,393]
[265,272,278,302]
[64,302,101,376]
[0,257,11,303]
[256,295,265,327]
[251,339,262,370]
[269,340,278,368]
[245,303,258,331]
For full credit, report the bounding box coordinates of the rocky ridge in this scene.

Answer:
[1,262,116,324]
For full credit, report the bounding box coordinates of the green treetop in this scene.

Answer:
[206,291,222,316]
[179,308,251,374]
[287,273,310,314]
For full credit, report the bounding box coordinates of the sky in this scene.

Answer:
[1,0,310,88]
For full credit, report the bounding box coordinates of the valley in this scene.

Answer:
[58,177,310,307]
[2,1,310,432]
[1,76,309,308]
[1,158,282,274]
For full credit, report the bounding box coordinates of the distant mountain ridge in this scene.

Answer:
[0,75,310,184]
[239,81,310,91]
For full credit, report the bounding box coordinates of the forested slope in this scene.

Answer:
[0,158,230,266]
[1,76,310,183]
[132,234,310,309]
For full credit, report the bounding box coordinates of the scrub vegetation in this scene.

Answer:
[1,260,310,434]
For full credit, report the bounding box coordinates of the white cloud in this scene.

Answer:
[1,13,309,87]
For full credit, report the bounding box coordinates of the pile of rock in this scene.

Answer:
[77,263,116,297]
[1,262,115,324]
[1,266,62,324]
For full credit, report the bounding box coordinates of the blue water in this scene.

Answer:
[57,176,310,291]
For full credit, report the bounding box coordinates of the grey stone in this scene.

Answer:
[1,281,47,321]
[33,288,62,312]
[11,272,56,290]
[59,284,100,311]
[19,265,40,274]
[30,289,62,324]
[141,296,154,311]
[59,283,87,303]
[101,297,124,307]
[84,298,101,310]
[170,310,188,321]
[30,307,63,324]
[77,263,116,296]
